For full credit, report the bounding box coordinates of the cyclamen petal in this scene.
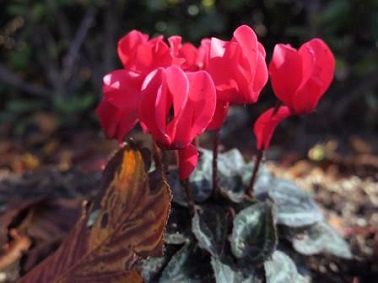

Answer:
[172,71,217,147]
[206,25,268,104]
[196,38,211,69]
[97,70,144,142]
[117,30,149,68]
[178,144,199,180]
[139,66,216,149]
[168,36,198,71]
[206,100,230,131]
[254,106,292,150]
[269,38,335,115]
[117,30,173,76]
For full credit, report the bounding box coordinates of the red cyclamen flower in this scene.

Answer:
[269,38,335,115]
[178,144,199,180]
[254,106,291,150]
[206,25,268,104]
[96,70,144,142]
[139,66,216,149]
[168,36,198,71]
[118,30,173,76]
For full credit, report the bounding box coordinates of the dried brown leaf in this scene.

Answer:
[19,143,171,283]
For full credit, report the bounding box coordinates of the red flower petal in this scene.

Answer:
[139,66,189,148]
[206,99,229,131]
[269,39,335,115]
[172,70,216,147]
[178,144,199,180]
[97,70,144,142]
[254,106,292,150]
[117,30,149,68]
[196,38,211,69]
[269,44,303,108]
[140,67,216,149]
[168,36,198,70]
[206,25,268,104]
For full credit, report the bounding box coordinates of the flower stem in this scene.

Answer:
[212,130,220,198]
[161,150,169,182]
[182,179,195,216]
[247,150,264,198]
[152,141,161,171]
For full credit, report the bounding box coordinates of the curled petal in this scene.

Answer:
[178,144,199,180]
[294,38,335,114]
[196,38,211,69]
[118,31,173,75]
[254,106,292,150]
[206,25,268,104]
[97,70,143,142]
[134,38,173,75]
[269,39,335,114]
[269,44,302,108]
[172,70,216,148]
[140,66,190,148]
[117,30,149,68]
[168,36,197,70]
[140,67,216,149]
[206,100,229,131]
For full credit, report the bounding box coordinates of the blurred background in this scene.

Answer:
[0,0,378,169]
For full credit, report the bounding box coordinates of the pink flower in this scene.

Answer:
[96,70,144,142]
[196,38,211,70]
[178,144,199,180]
[117,30,173,75]
[139,66,216,149]
[168,36,198,71]
[269,38,335,115]
[206,100,229,131]
[206,25,268,104]
[254,106,291,150]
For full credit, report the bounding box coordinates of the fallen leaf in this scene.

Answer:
[19,143,172,283]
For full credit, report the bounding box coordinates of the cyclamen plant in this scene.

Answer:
[97,25,335,205]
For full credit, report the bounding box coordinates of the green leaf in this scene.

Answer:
[168,170,212,206]
[258,179,323,227]
[211,257,262,283]
[192,205,229,258]
[164,204,191,245]
[288,221,352,259]
[138,245,180,282]
[159,243,214,283]
[264,251,310,283]
[230,201,277,262]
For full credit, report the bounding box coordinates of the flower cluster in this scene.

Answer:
[97,25,335,180]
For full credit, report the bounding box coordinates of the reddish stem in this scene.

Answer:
[161,150,169,182]
[182,179,195,216]
[152,141,161,171]
[212,130,220,198]
[247,150,264,198]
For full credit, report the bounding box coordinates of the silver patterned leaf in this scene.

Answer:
[230,201,277,262]
[211,257,262,283]
[264,251,310,283]
[289,221,352,259]
[192,205,229,258]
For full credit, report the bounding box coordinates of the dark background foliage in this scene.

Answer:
[0,0,377,153]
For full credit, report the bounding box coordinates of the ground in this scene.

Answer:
[0,124,377,282]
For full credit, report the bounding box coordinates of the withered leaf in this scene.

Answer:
[19,143,171,283]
